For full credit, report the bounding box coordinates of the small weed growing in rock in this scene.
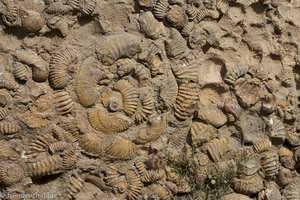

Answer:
[163,147,242,199]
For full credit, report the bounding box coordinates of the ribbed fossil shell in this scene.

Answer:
[252,139,272,154]
[75,65,105,108]
[172,60,198,83]
[66,174,84,200]
[135,114,167,144]
[189,122,217,146]
[80,0,96,16]
[65,0,80,10]
[175,83,198,120]
[1,0,18,26]
[268,118,285,144]
[26,133,55,158]
[283,177,300,200]
[0,162,24,186]
[79,132,105,157]
[0,90,12,108]
[105,164,133,195]
[186,5,198,20]
[96,32,142,65]
[48,141,71,154]
[159,71,178,108]
[141,169,165,183]
[181,21,195,37]
[139,43,164,76]
[62,146,79,170]
[0,79,19,92]
[126,169,142,200]
[166,5,187,29]
[168,126,189,147]
[12,62,30,82]
[105,138,137,160]
[105,165,129,194]
[46,2,72,14]
[49,49,77,89]
[135,88,155,123]
[233,174,264,195]
[135,161,146,176]
[165,28,188,59]
[153,0,169,19]
[13,49,49,82]
[217,0,235,13]
[105,164,124,186]
[0,108,8,121]
[261,151,279,177]
[101,90,123,112]
[113,80,139,116]
[224,64,249,85]
[53,90,74,115]
[19,0,45,33]
[117,62,147,85]
[196,8,220,21]
[206,138,231,162]
[139,11,165,39]
[88,106,132,133]
[197,105,227,128]
[0,122,20,135]
[27,154,63,177]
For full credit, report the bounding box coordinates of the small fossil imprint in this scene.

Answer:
[105,138,137,160]
[1,0,18,26]
[53,90,74,115]
[13,49,49,82]
[0,162,25,186]
[153,0,169,20]
[88,106,133,133]
[49,49,77,89]
[26,154,63,177]
[19,0,45,33]
[165,28,189,60]
[96,32,142,65]
[0,121,20,135]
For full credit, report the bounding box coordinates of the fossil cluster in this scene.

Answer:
[0,0,299,199]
